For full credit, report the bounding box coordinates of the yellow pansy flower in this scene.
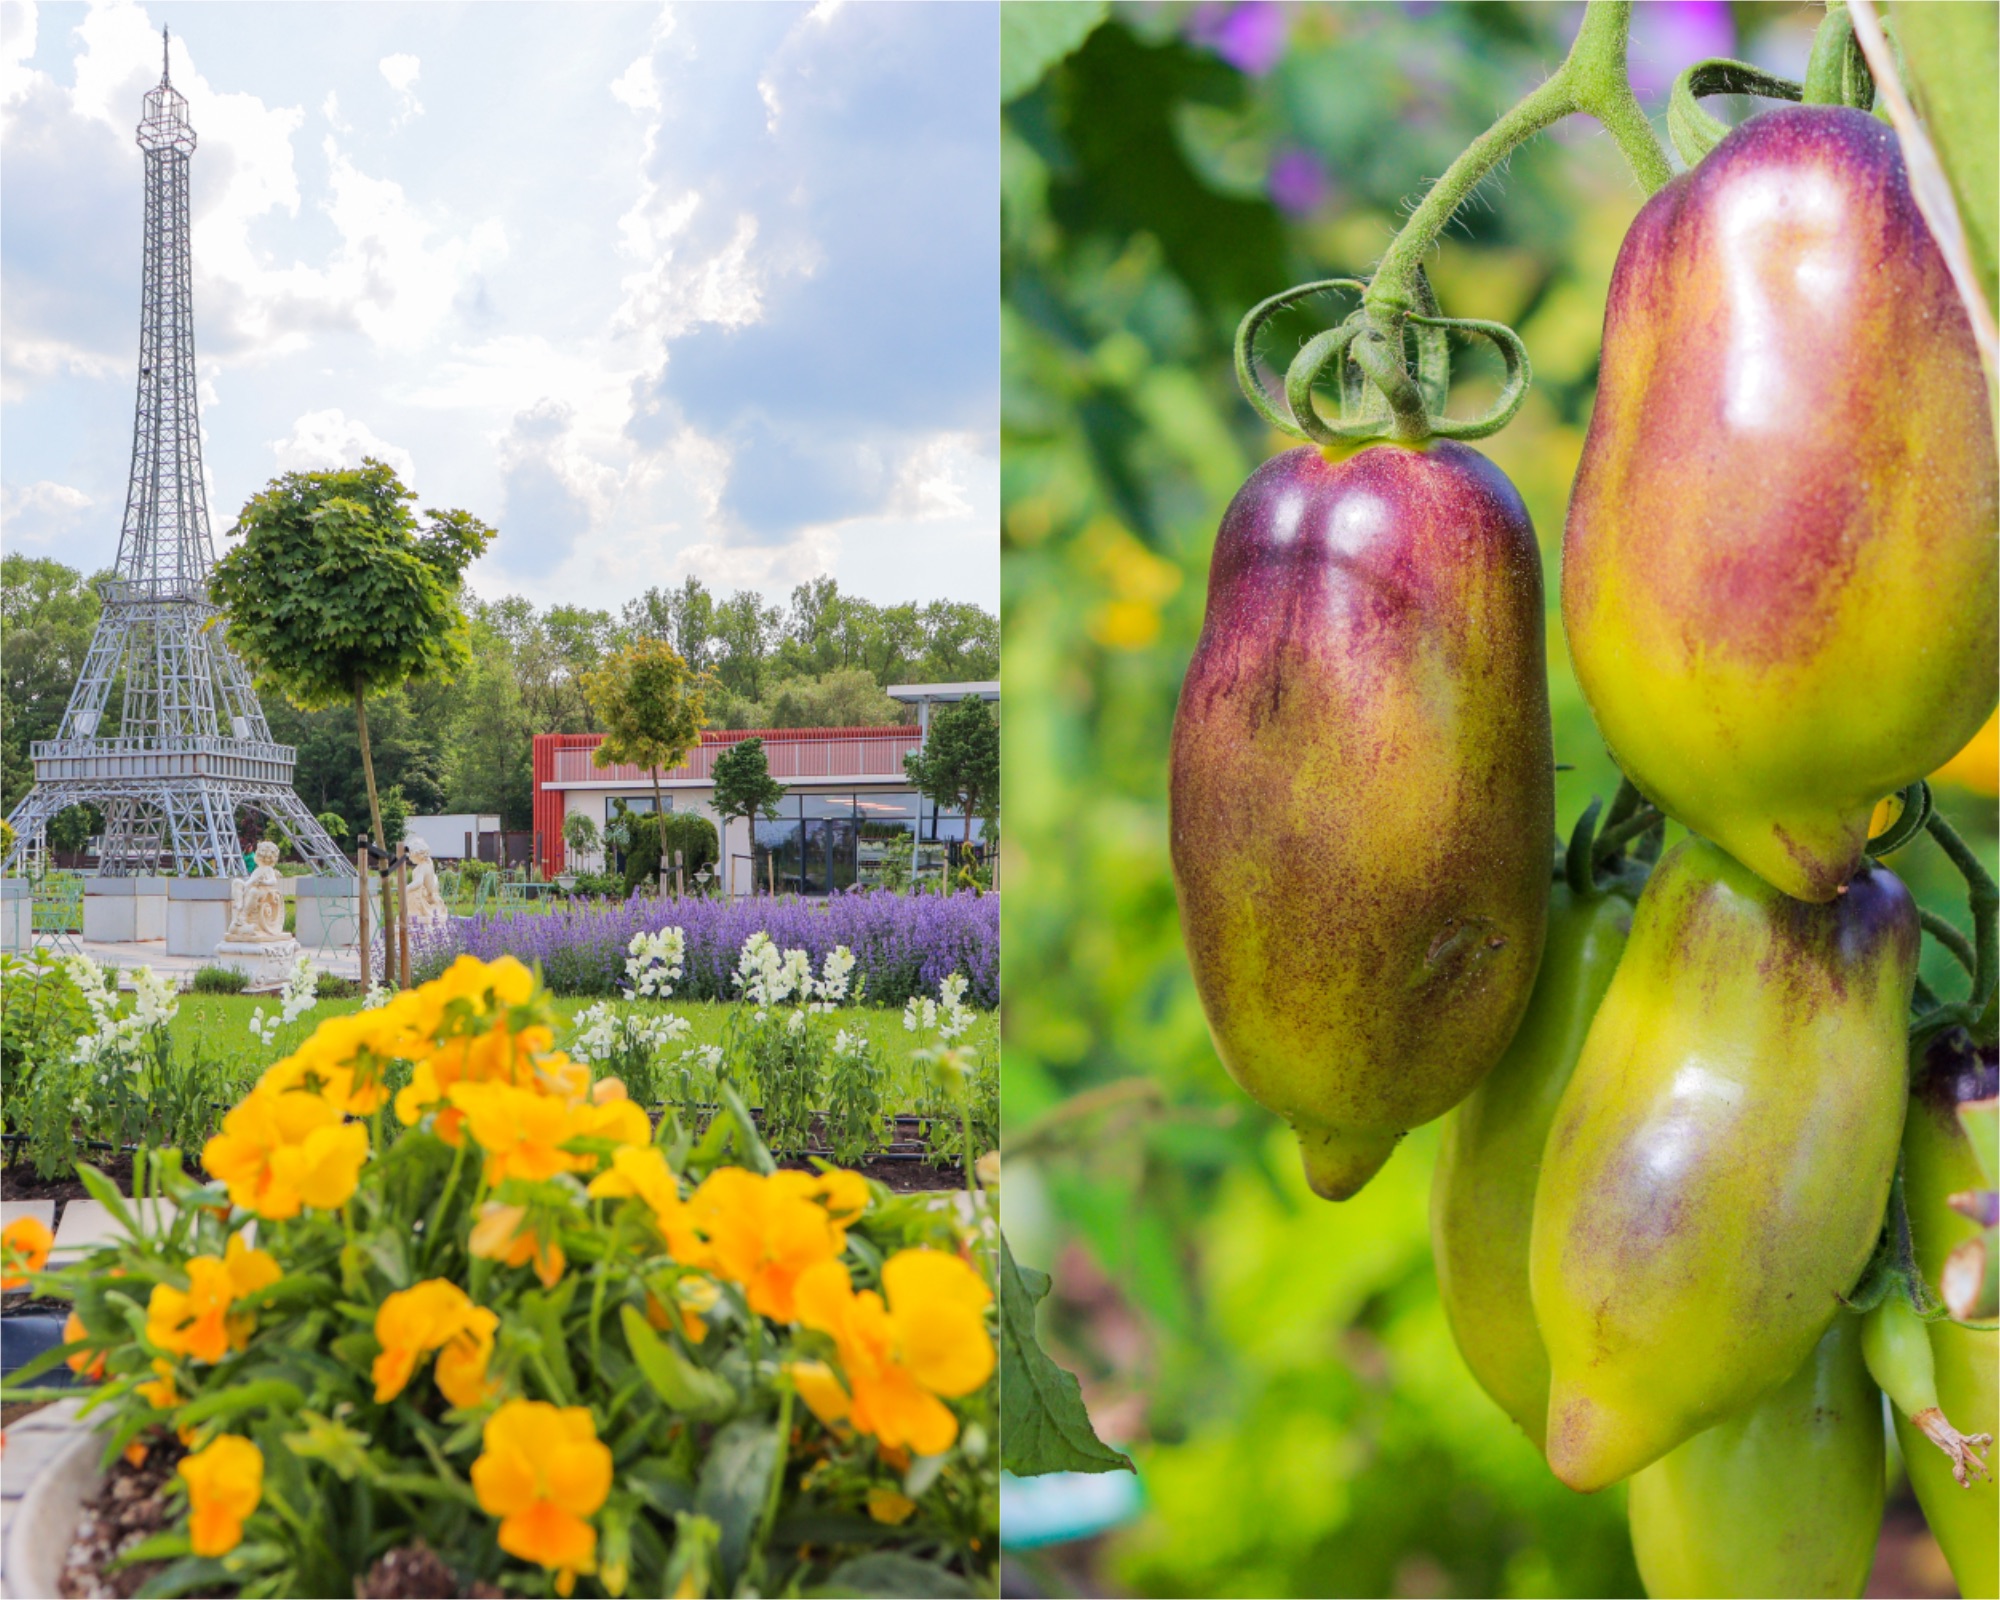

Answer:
[470,1202,567,1289]
[144,1235,282,1364]
[179,1434,262,1556]
[202,1088,368,1218]
[372,1279,498,1406]
[471,1399,611,1597]
[688,1168,849,1323]
[793,1249,994,1457]
[1,1215,52,1289]
[588,1147,708,1264]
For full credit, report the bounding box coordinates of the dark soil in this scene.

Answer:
[356,1544,502,1599]
[59,1434,185,1599]
[776,1152,967,1192]
[0,1151,150,1205]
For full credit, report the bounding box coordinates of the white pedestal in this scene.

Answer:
[82,876,167,943]
[164,880,233,958]
[0,880,28,952]
[214,937,302,988]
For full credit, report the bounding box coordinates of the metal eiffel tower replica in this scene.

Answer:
[4,34,352,880]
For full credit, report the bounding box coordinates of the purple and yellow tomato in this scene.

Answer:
[1170,441,1552,1202]
[1530,839,1916,1491]
[1563,105,1998,903]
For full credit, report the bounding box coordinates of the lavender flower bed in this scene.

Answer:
[445,890,998,1007]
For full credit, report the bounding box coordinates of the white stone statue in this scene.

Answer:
[404,838,449,926]
[224,841,289,944]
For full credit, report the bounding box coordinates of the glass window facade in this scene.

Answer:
[748,790,988,895]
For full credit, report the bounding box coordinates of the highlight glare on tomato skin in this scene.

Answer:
[1562,104,1999,904]
[1171,438,1553,1202]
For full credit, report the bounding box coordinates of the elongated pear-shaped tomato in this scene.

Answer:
[1171,441,1552,1201]
[1893,1040,1998,1600]
[1530,839,1916,1490]
[1628,1313,1884,1600]
[1433,885,1630,1447]
[1563,105,1998,903]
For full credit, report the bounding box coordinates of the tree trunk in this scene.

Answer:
[354,680,385,848]
[652,768,667,897]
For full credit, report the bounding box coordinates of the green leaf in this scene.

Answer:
[1001,2,1106,103]
[176,1379,306,1427]
[998,1231,1133,1477]
[1893,0,1998,321]
[619,1304,737,1421]
[815,1552,977,1598]
[694,1416,779,1587]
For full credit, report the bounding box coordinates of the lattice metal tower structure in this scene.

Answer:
[4,33,352,879]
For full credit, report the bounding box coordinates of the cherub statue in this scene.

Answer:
[224,839,289,944]
[404,838,449,926]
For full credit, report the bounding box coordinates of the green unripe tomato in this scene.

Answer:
[1531,840,1916,1490]
[1432,885,1630,1448]
[1629,1313,1883,1600]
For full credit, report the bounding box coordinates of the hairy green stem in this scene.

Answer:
[1365,0,1670,324]
[1592,804,1665,865]
[1925,811,1998,1043]
[1918,908,1978,980]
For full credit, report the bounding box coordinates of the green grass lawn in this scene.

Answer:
[168,991,996,1094]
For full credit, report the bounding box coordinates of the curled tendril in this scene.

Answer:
[1667,59,1803,167]
[1867,780,1933,859]
[1234,271,1532,447]
[1406,315,1533,440]
[1233,279,1368,439]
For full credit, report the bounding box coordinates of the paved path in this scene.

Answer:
[19,935,362,987]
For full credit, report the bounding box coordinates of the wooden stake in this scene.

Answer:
[356,846,370,990]
[396,847,411,990]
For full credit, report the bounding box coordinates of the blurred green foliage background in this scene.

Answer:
[997,3,1995,1595]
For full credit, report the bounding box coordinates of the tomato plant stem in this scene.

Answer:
[1365,0,1669,327]
[1922,810,1997,1044]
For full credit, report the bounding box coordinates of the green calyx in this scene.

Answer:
[1235,0,1670,448]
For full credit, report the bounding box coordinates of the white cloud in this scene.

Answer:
[0,477,94,549]
[269,409,415,481]
[609,55,658,114]
[321,88,349,132]
[378,52,421,123]
[889,432,980,521]
[1,0,37,110]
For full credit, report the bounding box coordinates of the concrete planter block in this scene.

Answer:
[0,879,27,953]
[164,878,233,958]
[1,1398,103,1600]
[81,876,168,943]
[294,876,359,949]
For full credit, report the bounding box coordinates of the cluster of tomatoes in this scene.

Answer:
[1172,100,1996,1599]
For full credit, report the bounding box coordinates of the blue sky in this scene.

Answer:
[1,1,999,612]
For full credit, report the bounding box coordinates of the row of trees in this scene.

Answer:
[1,462,998,838]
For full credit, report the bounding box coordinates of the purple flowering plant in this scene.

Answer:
[436,889,998,1008]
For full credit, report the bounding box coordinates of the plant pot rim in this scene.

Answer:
[3,1397,105,1600]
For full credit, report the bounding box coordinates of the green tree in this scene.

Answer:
[711,737,786,897]
[918,600,1000,683]
[209,458,493,847]
[1,556,111,812]
[714,591,783,700]
[904,696,999,853]
[581,637,710,827]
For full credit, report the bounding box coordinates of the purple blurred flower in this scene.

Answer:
[1186,1,1290,77]
[1268,146,1330,216]
[441,889,998,1009]
[1628,0,1735,101]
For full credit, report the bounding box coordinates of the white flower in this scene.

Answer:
[363,982,392,1011]
[625,927,687,999]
